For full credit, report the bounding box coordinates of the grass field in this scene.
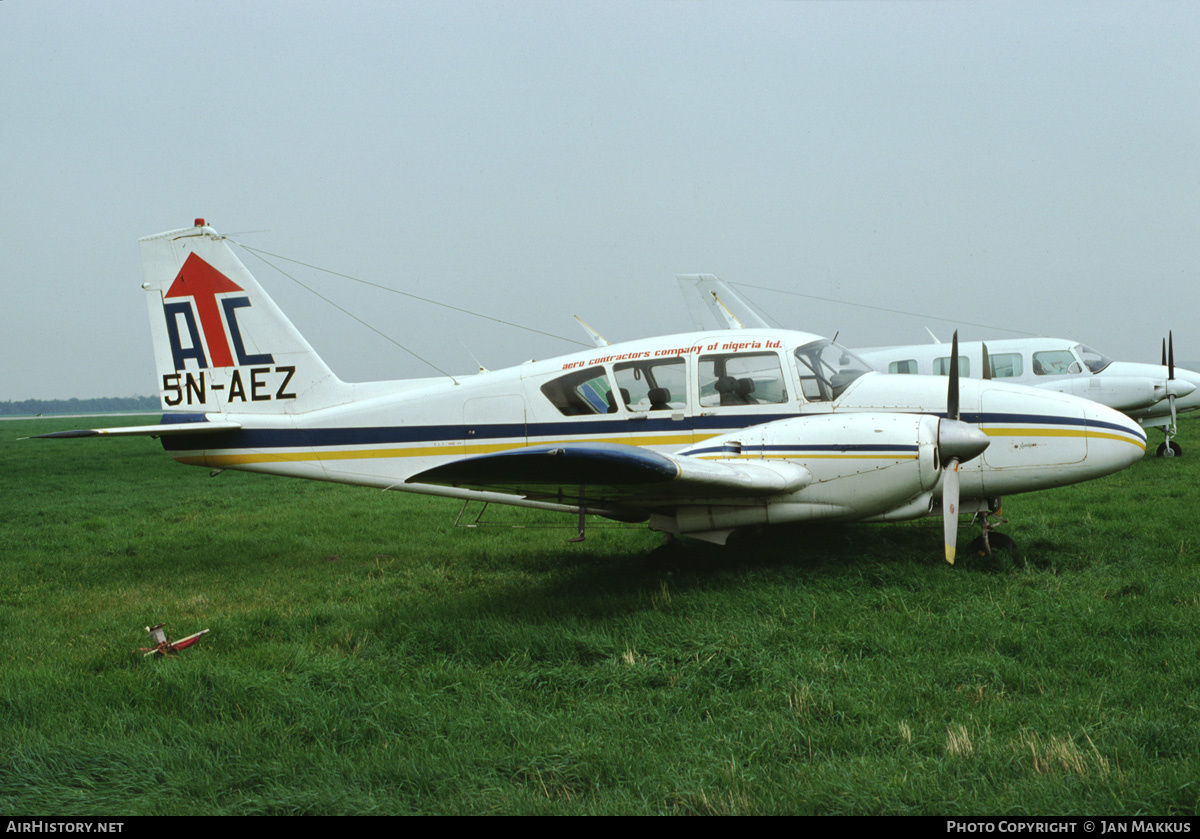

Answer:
[2,416,1198,815]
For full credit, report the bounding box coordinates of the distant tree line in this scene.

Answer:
[0,396,159,416]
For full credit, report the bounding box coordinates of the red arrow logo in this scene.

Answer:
[164,253,244,368]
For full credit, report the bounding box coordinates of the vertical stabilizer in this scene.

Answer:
[676,274,770,331]
[141,220,351,414]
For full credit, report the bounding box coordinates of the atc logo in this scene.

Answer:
[163,253,273,370]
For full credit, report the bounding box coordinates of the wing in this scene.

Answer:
[406,442,812,509]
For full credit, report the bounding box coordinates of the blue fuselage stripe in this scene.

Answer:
[160,408,1145,452]
[683,443,920,457]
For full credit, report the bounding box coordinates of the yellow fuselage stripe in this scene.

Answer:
[983,427,1146,451]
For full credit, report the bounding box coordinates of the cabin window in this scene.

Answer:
[793,340,871,402]
[540,366,617,415]
[614,357,687,412]
[1032,350,1081,376]
[699,352,788,407]
[888,359,918,374]
[933,356,970,377]
[988,353,1023,378]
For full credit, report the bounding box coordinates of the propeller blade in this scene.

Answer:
[981,342,991,381]
[943,457,961,565]
[939,332,980,565]
[947,331,960,421]
[1168,331,1177,429]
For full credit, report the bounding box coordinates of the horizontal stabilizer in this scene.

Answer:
[33,417,241,439]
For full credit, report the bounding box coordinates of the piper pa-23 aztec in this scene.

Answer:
[39,220,1149,563]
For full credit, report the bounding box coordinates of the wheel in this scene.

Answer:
[968,532,1016,557]
[988,532,1016,552]
[1157,441,1182,458]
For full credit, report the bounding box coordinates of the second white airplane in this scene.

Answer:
[678,275,1197,458]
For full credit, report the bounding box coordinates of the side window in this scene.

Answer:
[699,352,787,407]
[614,357,687,412]
[933,356,971,377]
[540,366,616,415]
[793,340,872,402]
[1032,350,1081,376]
[988,353,1023,378]
[888,359,918,374]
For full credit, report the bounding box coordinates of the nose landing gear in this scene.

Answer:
[966,500,1013,557]
[1157,437,1182,458]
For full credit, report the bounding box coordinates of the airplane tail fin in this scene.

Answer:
[140,219,351,414]
[676,274,770,331]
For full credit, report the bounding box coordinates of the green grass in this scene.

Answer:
[2,416,1198,814]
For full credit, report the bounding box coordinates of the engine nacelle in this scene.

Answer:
[661,412,963,536]
[1039,375,1170,412]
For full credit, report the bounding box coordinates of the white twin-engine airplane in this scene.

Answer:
[854,335,1198,459]
[38,221,1149,563]
[680,275,1198,458]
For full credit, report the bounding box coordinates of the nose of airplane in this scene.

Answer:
[1083,400,1148,473]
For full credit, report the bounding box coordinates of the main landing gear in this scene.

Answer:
[966,500,1013,557]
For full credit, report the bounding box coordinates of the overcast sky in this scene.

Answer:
[3,1,1198,400]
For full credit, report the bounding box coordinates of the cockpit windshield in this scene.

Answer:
[793,340,873,402]
[1075,344,1113,374]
